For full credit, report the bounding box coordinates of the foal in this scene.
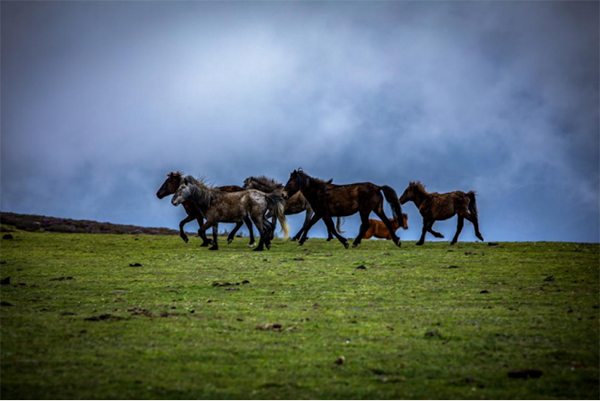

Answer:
[364,214,409,240]
[399,182,484,245]
[157,171,255,246]
[171,177,289,251]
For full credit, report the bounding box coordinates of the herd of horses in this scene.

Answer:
[156,169,484,251]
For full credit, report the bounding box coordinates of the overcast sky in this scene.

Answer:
[1,1,598,243]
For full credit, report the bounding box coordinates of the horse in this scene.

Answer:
[156,171,255,247]
[399,181,484,245]
[171,177,289,251]
[282,169,403,248]
[243,175,343,241]
[364,214,409,240]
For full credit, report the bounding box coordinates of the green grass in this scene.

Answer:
[1,229,598,399]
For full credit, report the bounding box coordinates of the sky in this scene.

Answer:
[1,1,598,243]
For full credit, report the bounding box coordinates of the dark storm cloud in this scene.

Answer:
[1,1,598,242]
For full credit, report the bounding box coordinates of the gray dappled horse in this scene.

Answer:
[172,177,289,251]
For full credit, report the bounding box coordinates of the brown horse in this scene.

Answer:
[399,181,484,245]
[364,214,409,240]
[171,177,289,251]
[282,169,403,248]
[243,175,343,241]
[156,172,255,247]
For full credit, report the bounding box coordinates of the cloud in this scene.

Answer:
[1,1,598,242]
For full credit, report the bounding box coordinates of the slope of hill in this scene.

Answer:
[0,211,180,236]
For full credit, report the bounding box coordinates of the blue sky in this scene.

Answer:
[1,1,598,243]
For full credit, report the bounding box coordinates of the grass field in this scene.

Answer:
[1,229,598,399]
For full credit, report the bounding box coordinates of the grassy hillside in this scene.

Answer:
[1,228,598,399]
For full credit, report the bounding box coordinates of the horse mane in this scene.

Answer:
[181,176,218,208]
[245,175,283,192]
[297,169,331,186]
[410,181,429,195]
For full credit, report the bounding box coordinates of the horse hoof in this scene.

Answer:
[252,247,264,252]
[248,243,256,248]
[209,246,219,251]
[227,239,233,244]
[200,242,210,247]
[416,242,424,246]
[344,243,350,249]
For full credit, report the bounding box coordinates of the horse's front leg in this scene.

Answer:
[298,213,322,246]
[352,213,371,248]
[198,220,218,251]
[195,217,213,247]
[293,210,312,241]
[417,218,433,246]
[451,216,464,245]
[323,215,349,249]
[227,221,244,244]
[178,215,195,243]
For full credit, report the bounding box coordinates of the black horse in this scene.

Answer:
[282,169,403,248]
[243,175,343,241]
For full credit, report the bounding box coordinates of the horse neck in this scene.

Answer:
[188,183,214,209]
[410,186,430,208]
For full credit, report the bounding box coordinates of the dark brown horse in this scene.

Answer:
[157,172,255,247]
[171,177,289,251]
[399,181,484,245]
[364,214,408,240]
[282,169,403,248]
[243,175,343,241]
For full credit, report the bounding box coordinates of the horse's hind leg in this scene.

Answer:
[464,212,484,242]
[250,217,266,251]
[451,216,464,245]
[293,210,312,241]
[374,208,401,247]
[244,217,256,247]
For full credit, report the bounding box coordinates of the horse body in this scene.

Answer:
[156,172,255,246]
[364,214,408,240]
[399,181,483,245]
[172,178,289,251]
[282,169,403,248]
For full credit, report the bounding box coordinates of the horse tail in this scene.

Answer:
[336,217,345,234]
[267,193,289,240]
[380,185,403,220]
[467,191,478,217]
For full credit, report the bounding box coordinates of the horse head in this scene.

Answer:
[171,182,193,207]
[399,182,421,204]
[282,169,305,200]
[157,171,184,199]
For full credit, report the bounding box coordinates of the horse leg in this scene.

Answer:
[243,217,256,247]
[227,221,244,244]
[416,218,432,246]
[251,217,266,251]
[463,212,484,242]
[194,217,214,247]
[451,216,464,245]
[427,226,445,238]
[352,212,371,248]
[374,208,401,247]
[178,215,195,243]
[293,210,312,241]
[198,221,218,251]
[323,215,349,249]
[298,214,322,246]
